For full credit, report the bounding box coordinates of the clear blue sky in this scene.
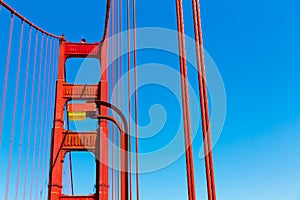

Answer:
[0,0,300,200]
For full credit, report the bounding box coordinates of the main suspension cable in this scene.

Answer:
[0,1,61,39]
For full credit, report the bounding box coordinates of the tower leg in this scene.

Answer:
[95,126,109,200]
[48,80,65,200]
[95,77,109,200]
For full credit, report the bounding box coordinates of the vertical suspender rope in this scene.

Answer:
[191,0,216,199]
[43,39,59,200]
[111,0,119,200]
[132,0,140,199]
[15,26,33,200]
[35,35,49,200]
[117,1,121,197]
[29,34,45,200]
[35,36,50,200]
[119,0,123,115]
[23,30,39,200]
[112,109,115,200]
[117,0,122,198]
[5,20,24,200]
[115,1,120,198]
[50,39,59,196]
[39,37,51,198]
[42,38,51,200]
[127,0,133,199]
[40,38,54,198]
[111,0,116,198]
[175,0,197,199]
[0,14,14,145]
[120,0,127,197]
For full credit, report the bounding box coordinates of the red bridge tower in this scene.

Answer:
[48,36,129,200]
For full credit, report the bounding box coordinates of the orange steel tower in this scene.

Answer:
[47,37,129,200]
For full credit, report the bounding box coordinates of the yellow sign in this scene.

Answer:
[68,111,86,121]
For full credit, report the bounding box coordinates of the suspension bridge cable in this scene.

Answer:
[0,13,14,146]
[15,25,33,200]
[126,0,133,199]
[119,0,124,197]
[110,0,116,198]
[35,37,49,199]
[5,20,25,200]
[115,1,121,197]
[43,39,59,200]
[46,39,59,200]
[35,36,50,200]
[115,1,121,198]
[175,0,197,199]
[34,36,49,200]
[41,40,53,199]
[133,0,140,198]
[45,40,60,199]
[191,0,217,199]
[38,38,53,199]
[100,0,112,42]
[40,38,52,199]
[176,5,193,197]
[119,0,123,116]
[0,1,61,39]
[23,30,39,200]
[29,34,46,200]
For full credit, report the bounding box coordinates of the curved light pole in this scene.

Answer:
[90,100,129,200]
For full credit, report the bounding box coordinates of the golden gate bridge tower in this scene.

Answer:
[0,0,217,199]
[47,38,119,200]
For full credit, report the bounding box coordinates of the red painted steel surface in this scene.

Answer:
[64,43,100,58]
[48,37,111,200]
[63,84,98,100]
[62,131,97,151]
